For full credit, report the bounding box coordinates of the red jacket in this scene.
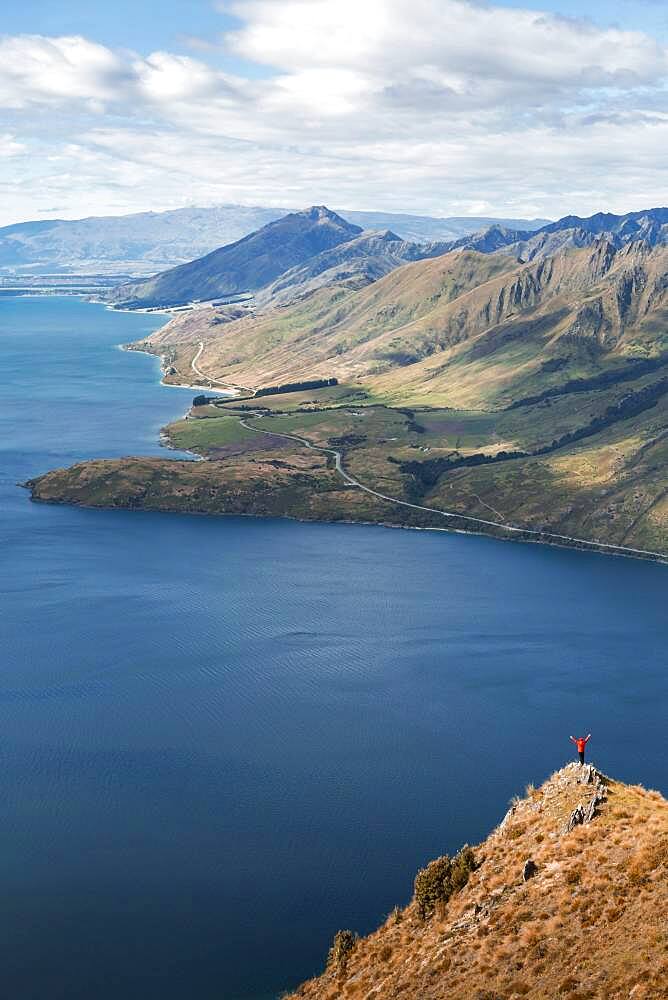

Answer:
[570,735,591,753]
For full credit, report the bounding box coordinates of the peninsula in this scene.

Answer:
[26,207,668,560]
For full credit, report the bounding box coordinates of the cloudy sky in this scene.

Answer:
[1,0,667,225]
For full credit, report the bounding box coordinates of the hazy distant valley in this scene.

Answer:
[0,204,549,278]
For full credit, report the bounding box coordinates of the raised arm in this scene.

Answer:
[584,734,591,743]
[570,736,577,744]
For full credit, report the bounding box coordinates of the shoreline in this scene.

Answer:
[233,414,668,565]
[20,302,667,567]
[120,343,238,397]
[24,490,668,565]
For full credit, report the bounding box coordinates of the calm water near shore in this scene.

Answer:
[1,296,666,1000]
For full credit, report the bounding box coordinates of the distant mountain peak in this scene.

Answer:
[109,205,363,308]
[541,206,668,237]
[366,229,403,242]
[301,205,354,226]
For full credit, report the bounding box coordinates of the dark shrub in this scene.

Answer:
[414,855,453,919]
[414,845,476,919]
[451,844,476,892]
[327,929,357,971]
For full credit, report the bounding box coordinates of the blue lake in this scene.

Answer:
[1,296,666,1000]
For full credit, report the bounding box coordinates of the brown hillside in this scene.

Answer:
[42,238,666,555]
[287,765,668,1000]
[142,240,668,409]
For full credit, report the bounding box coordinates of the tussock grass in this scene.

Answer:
[286,766,668,1000]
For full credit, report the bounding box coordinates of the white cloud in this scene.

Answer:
[0,35,132,109]
[0,133,25,157]
[226,0,667,88]
[1,2,668,226]
[136,52,225,103]
[268,68,374,116]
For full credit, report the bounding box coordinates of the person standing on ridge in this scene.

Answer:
[570,733,591,764]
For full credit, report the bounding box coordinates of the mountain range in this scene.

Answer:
[112,203,668,553]
[108,208,467,308]
[108,205,668,310]
[142,225,668,407]
[0,205,549,276]
[25,202,668,555]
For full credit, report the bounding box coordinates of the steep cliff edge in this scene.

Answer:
[287,765,667,1000]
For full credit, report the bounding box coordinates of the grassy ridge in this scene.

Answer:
[285,766,668,1000]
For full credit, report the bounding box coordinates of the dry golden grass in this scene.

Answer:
[286,765,668,1000]
[548,437,641,487]
[142,243,668,413]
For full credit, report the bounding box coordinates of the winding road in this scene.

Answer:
[238,417,667,562]
[190,340,666,561]
[191,341,255,395]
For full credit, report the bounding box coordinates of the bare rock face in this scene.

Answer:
[565,765,608,832]
[566,803,587,832]
[523,859,538,881]
[584,786,607,822]
[497,764,609,839]
[498,804,516,832]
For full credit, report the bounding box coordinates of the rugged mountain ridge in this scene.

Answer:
[108,207,363,308]
[0,205,548,275]
[285,765,668,1000]
[252,229,456,307]
[466,207,668,264]
[108,205,668,311]
[144,238,668,407]
[541,207,668,240]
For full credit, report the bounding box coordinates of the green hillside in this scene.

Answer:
[29,233,668,557]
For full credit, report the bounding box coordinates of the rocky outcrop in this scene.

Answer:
[522,858,538,881]
[565,765,608,831]
[499,763,609,839]
[285,767,668,1000]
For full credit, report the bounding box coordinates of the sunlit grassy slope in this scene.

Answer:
[29,238,668,554]
[286,765,668,1000]
[142,240,668,410]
